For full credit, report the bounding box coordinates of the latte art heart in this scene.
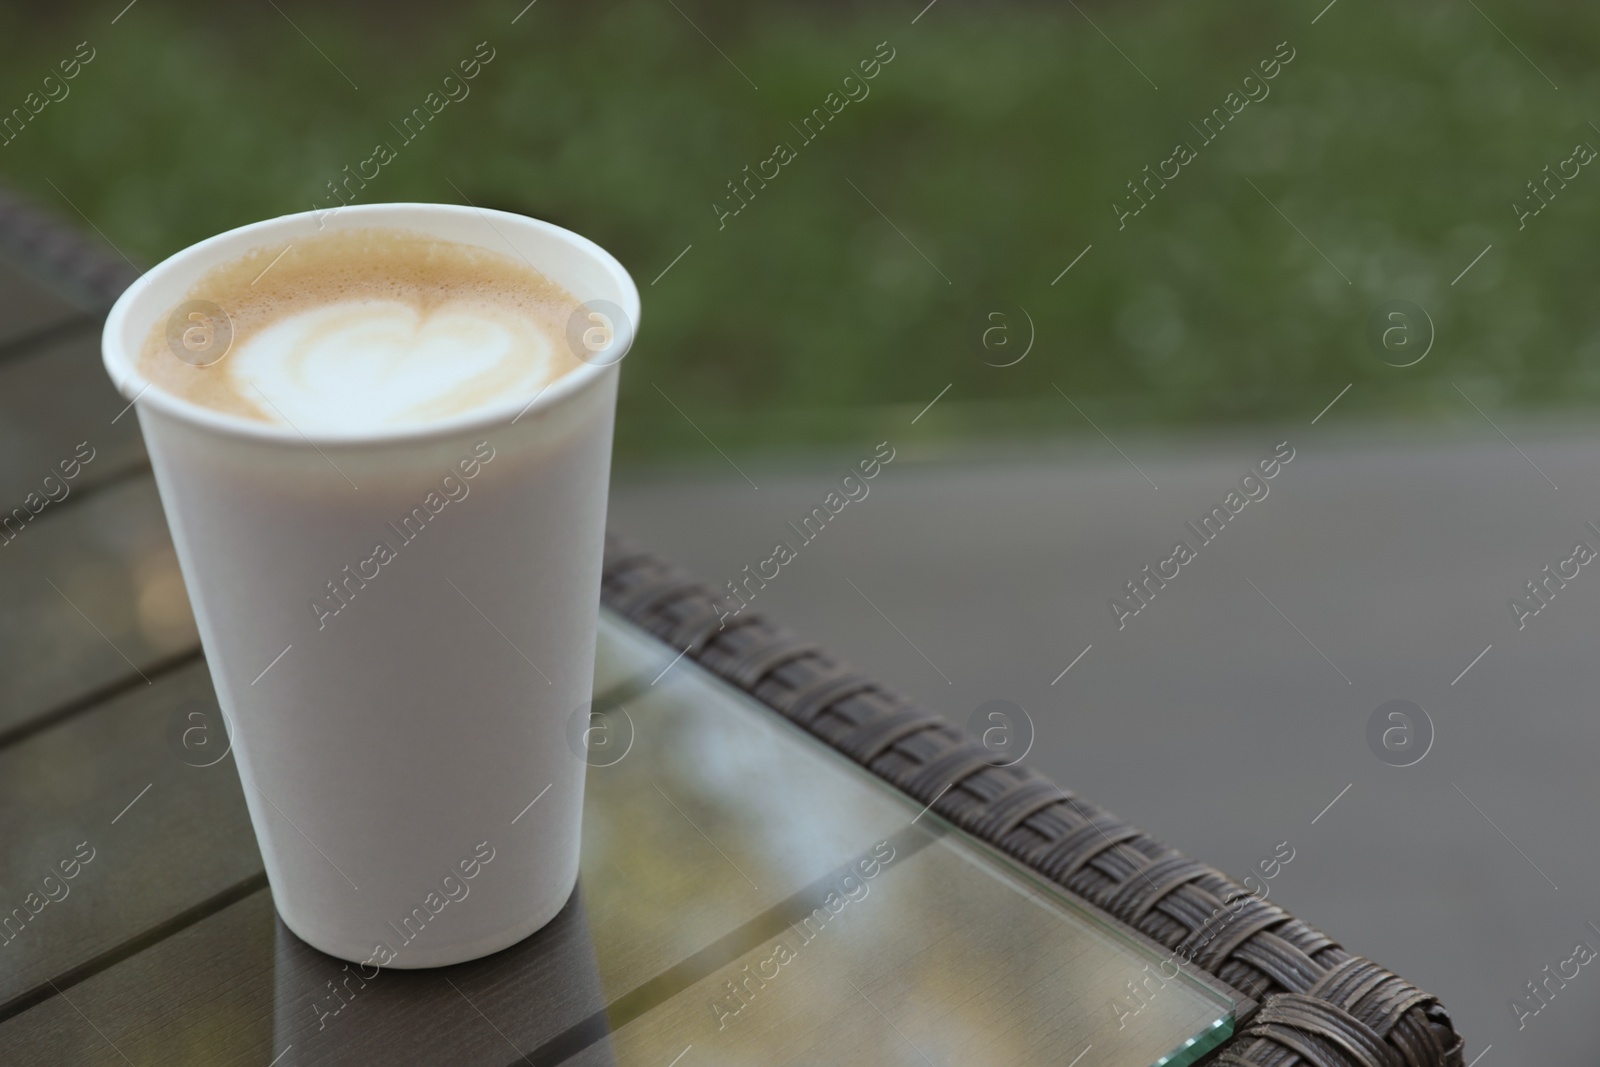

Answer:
[137,227,590,432]
[231,300,558,434]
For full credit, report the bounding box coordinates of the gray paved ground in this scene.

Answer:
[611,421,1600,1064]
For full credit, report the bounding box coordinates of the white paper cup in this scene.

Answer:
[102,203,639,967]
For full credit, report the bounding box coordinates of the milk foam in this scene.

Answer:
[233,299,557,434]
[135,227,586,432]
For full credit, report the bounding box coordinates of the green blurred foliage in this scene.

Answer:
[0,0,1594,461]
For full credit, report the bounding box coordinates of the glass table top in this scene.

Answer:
[573,612,1236,1067]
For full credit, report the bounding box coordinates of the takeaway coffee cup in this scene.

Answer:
[101,203,639,967]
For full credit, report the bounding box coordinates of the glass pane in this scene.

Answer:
[577,612,1235,1066]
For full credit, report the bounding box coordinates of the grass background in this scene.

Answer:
[0,0,1593,461]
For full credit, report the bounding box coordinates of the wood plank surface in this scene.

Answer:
[0,255,85,351]
[0,330,146,510]
[0,474,197,742]
[0,883,616,1066]
[0,662,261,1013]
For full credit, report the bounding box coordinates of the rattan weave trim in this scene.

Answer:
[1234,934,1323,995]
[785,672,882,726]
[969,779,1065,840]
[1034,816,1143,885]
[600,535,1465,1067]
[842,707,940,764]
[1104,853,1214,924]
[1223,988,1408,1067]
[0,185,138,307]
[720,636,822,688]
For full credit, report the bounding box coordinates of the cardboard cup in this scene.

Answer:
[102,203,639,967]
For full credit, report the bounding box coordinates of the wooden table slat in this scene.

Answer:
[0,475,197,741]
[0,662,261,1012]
[0,331,146,512]
[0,882,617,1067]
[0,255,86,352]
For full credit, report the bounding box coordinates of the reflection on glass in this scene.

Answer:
[577,613,1234,1066]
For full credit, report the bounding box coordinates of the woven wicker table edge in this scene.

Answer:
[0,184,138,311]
[600,534,1466,1067]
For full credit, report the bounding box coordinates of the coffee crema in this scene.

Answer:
[137,227,587,433]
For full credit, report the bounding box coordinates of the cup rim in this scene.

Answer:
[101,202,640,448]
